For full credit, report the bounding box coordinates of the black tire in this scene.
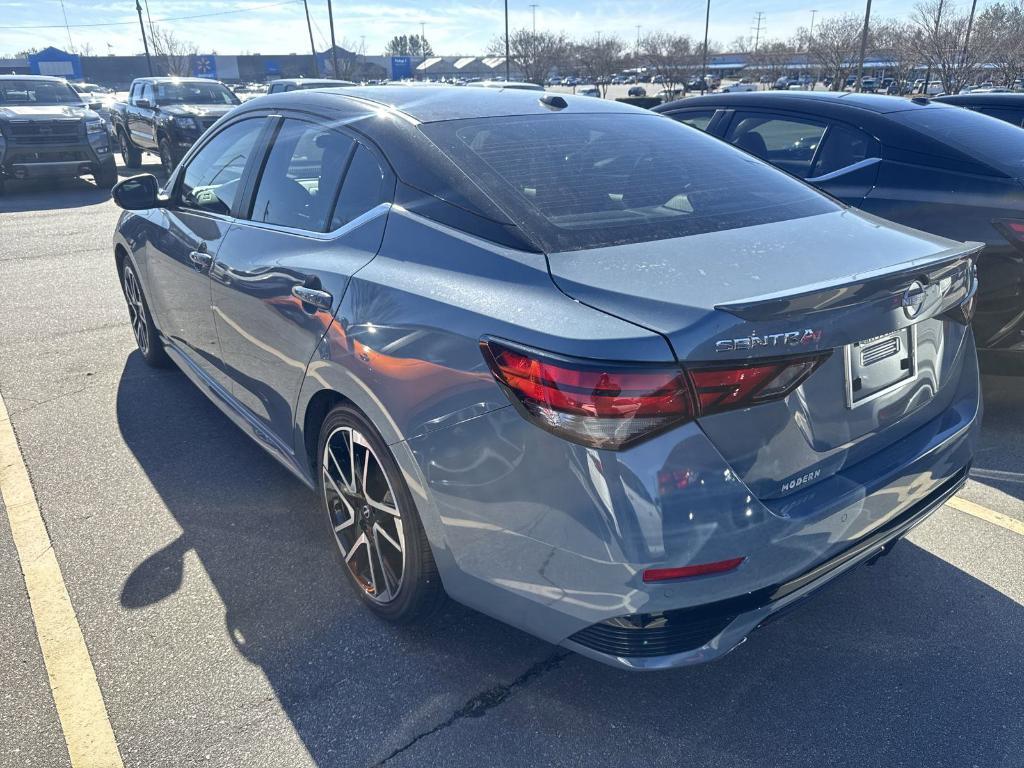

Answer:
[0,177,5,196]
[158,138,176,176]
[120,258,170,368]
[119,129,142,168]
[93,161,118,189]
[317,404,444,623]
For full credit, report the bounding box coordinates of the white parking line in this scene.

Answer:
[948,495,1024,537]
[0,393,124,767]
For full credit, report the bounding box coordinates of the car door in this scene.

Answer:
[210,116,393,444]
[135,82,158,149]
[722,110,880,205]
[145,116,268,389]
[126,83,145,146]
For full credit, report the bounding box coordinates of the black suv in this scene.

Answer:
[111,77,240,174]
[0,75,117,194]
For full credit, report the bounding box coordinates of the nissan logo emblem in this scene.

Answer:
[902,281,926,319]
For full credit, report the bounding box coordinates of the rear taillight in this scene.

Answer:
[993,218,1024,254]
[480,338,829,449]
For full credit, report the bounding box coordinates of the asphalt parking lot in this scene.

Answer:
[1,156,1022,768]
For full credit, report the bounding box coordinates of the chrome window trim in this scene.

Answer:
[227,201,392,240]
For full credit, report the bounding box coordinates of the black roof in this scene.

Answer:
[252,85,641,123]
[130,76,227,84]
[935,93,1024,108]
[654,90,939,116]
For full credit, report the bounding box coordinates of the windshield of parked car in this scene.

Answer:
[0,79,82,106]
[153,82,240,106]
[889,105,1024,176]
[422,113,838,251]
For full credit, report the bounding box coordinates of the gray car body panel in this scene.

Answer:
[113,87,982,670]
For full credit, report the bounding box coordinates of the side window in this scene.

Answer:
[670,110,716,132]
[811,123,878,178]
[129,83,140,102]
[250,119,354,232]
[268,83,283,94]
[726,113,827,177]
[179,119,265,215]
[978,107,1024,128]
[141,83,154,104]
[331,145,388,230]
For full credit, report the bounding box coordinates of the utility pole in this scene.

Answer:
[701,0,711,94]
[302,0,318,75]
[420,21,426,56]
[855,0,872,92]
[960,0,979,84]
[635,25,641,57]
[530,4,538,33]
[504,0,510,81]
[58,0,74,52]
[135,0,153,76]
[752,12,765,54]
[326,0,340,78]
[808,10,817,88]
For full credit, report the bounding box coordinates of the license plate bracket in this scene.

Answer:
[844,326,917,408]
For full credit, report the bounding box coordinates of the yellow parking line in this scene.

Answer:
[948,495,1024,537]
[0,394,124,767]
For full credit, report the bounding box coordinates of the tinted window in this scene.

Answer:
[422,113,837,252]
[0,78,80,105]
[889,106,1024,175]
[331,145,388,229]
[250,119,354,231]
[727,113,827,177]
[153,81,239,106]
[811,123,877,177]
[180,119,264,215]
[671,110,716,131]
[977,107,1024,128]
[129,83,141,101]
[141,83,154,104]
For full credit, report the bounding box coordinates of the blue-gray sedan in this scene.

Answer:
[111,87,981,670]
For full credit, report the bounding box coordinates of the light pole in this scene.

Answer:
[922,0,944,94]
[504,0,510,81]
[303,0,318,75]
[530,4,538,33]
[855,0,872,92]
[701,0,711,94]
[326,0,340,78]
[135,0,153,76]
[807,9,817,88]
[960,0,979,86]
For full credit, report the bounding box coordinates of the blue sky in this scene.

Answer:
[1,0,933,57]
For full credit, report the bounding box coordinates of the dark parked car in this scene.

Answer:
[627,85,647,97]
[267,78,356,94]
[935,92,1024,127]
[656,91,1024,371]
[110,87,979,670]
[110,77,241,175]
[0,75,117,193]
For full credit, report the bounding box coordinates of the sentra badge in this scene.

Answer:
[715,329,822,353]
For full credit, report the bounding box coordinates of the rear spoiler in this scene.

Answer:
[716,242,982,324]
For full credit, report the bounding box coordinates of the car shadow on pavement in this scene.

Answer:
[0,161,164,214]
[114,352,555,766]
[115,353,1024,767]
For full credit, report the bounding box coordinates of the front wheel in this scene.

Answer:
[317,405,444,623]
[120,259,170,367]
[158,138,176,177]
[93,161,117,188]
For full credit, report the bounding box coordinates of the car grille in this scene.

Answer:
[4,120,83,145]
[9,148,89,162]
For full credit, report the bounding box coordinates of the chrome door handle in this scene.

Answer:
[292,285,333,311]
[189,249,213,269]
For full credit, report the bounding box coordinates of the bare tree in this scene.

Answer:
[748,39,792,84]
[149,25,198,77]
[808,14,863,89]
[910,0,991,93]
[573,35,625,96]
[487,29,570,84]
[976,1,1024,87]
[873,19,921,92]
[639,32,693,94]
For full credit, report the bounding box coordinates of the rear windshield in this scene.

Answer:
[889,105,1024,176]
[421,113,837,251]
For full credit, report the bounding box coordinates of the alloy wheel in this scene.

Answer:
[322,426,406,603]
[122,264,149,356]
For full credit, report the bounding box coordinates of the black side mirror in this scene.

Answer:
[88,100,102,111]
[112,174,166,210]
[135,98,152,109]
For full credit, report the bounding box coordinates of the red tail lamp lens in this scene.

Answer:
[481,339,828,450]
[994,218,1024,253]
[643,556,746,583]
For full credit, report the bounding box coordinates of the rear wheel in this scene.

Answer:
[317,405,444,623]
[120,259,169,367]
[119,130,141,168]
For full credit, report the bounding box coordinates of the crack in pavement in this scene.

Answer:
[371,649,572,767]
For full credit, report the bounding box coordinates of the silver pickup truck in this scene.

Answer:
[0,75,117,194]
